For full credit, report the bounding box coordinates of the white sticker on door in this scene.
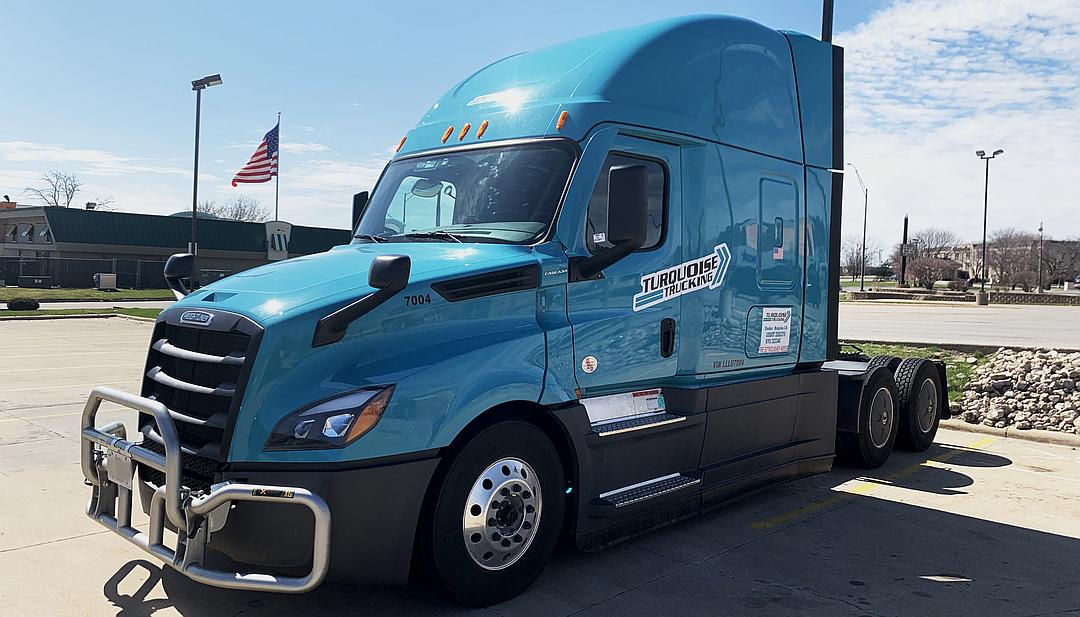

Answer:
[632,243,732,311]
[758,307,792,353]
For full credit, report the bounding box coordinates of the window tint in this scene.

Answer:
[586,154,665,253]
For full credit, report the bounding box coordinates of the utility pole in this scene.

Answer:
[189,74,223,279]
[846,163,869,291]
[975,149,1003,303]
[900,215,909,287]
[1038,221,1044,292]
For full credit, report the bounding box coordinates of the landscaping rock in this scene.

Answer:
[959,348,1080,435]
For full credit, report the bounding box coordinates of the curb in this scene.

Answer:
[841,339,1080,354]
[0,313,120,321]
[941,419,1080,448]
[0,313,158,323]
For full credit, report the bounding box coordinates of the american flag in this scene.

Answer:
[231,123,279,187]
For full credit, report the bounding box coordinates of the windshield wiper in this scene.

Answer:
[401,230,465,243]
[353,233,388,243]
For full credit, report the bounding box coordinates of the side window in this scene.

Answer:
[586,153,665,253]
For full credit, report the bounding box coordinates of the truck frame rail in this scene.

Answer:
[80,386,331,593]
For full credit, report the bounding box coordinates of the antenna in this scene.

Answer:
[821,0,834,42]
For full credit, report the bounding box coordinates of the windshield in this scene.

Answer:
[353,141,576,244]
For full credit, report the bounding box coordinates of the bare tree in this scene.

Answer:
[911,227,961,257]
[988,228,1038,289]
[24,171,81,207]
[1041,238,1080,288]
[199,195,269,222]
[909,256,961,290]
[841,235,883,281]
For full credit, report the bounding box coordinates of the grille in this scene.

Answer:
[137,310,261,487]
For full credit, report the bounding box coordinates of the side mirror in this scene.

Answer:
[368,254,411,291]
[605,164,649,248]
[352,191,369,229]
[573,164,649,279]
[312,255,411,347]
[163,252,194,300]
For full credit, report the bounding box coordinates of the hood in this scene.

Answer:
[175,242,535,323]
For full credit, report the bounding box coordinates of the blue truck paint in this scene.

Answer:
[105,13,881,595]
[158,13,841,462]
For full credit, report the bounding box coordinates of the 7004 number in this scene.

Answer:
[404,294,431,306]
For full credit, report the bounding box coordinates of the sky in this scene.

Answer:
[2,0,1077,250]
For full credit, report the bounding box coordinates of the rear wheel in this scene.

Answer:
[838,367,899,468]
[894,358,943,451]
[424,420,564,607]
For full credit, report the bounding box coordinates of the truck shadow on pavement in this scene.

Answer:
[102,443,1080,617]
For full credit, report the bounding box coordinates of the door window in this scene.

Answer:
[586,154,666,253]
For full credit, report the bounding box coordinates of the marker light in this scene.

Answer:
[441,126,454,143]
[395,136,407,152]
[476,120,489,139]
[265,386,395,450]
[458,123,472,141]
[556,110,569,131]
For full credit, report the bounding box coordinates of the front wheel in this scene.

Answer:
[424,420,565,607]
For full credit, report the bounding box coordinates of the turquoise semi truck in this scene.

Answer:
[80,11,948,606]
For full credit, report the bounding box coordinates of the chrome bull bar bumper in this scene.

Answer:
[80,386,331,593]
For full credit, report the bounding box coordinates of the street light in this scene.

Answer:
[976,149,1004,297]
[190,74,223,277]
[846,162,869,292]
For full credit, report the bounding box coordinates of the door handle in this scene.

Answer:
[660,318,676,358]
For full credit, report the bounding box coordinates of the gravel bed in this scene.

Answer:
[957,348,1080,434]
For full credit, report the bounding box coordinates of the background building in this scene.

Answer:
[0,205,351,288]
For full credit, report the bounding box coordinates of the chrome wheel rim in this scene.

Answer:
[869,387,895,449]
[462,457,542,570]
[917,378,938,433]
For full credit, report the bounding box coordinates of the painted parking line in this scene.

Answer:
[0,381,137,393]
[1,363,143,374]
[750,437,997,530]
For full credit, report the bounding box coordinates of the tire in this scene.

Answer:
[894,358,943,451]
[867,354,902,373]
[838,367,899,469]
[423,420,565,607]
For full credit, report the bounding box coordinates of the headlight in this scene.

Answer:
[265,386,394,451]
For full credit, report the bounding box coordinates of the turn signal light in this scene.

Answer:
[556,110,569,131]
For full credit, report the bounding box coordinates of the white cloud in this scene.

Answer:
[280,142,330,154]
[836,0,1080,246]
[0,141,189,177]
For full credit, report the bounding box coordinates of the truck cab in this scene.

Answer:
[80,14,947,607]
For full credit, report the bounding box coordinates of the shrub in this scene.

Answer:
[947,279,971,292]
[6,297,40,311]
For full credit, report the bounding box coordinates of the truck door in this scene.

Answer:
[567,137,681,393]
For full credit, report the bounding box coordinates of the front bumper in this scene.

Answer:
[80,386,332,593]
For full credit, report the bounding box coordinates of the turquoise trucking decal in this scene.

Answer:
[632,244,731,311]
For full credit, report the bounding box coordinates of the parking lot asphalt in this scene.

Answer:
[2,318,1079,616]
[839,302,1080,350]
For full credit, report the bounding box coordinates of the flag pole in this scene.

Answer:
[274,111,281,221]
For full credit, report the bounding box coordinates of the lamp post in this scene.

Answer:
[190,74,223,277]
[975,148,1003,302]
[1038,221,1044,292]
[846,163,869,291]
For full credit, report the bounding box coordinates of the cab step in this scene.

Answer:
[591,412,685,437]
[597,473,700,508]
